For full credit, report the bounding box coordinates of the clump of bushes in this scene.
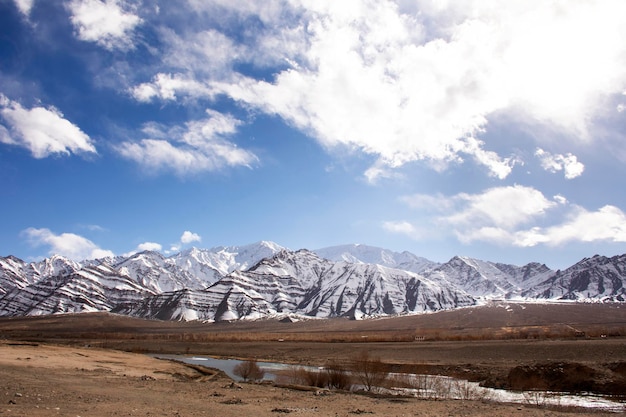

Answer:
[284,352,389,392]
[278,353,495,400]
[351,351,389,392]
[286,362,352,390]
[233,359,265,382]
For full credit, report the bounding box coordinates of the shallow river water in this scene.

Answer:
[153,354,625,412]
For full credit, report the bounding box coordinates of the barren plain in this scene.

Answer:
[0,302,625,416]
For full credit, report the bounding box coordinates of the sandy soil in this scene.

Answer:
[0,342,617,417]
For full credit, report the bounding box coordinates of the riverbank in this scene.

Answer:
[2,310,626,398]
[0,341,620,416]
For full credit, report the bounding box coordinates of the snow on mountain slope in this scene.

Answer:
[117,250,475,321]
[30,255,81,285]
[0,255,83,295]
[113,272,289,322]
[493,262,554,295]
[0,241,285,299]
[424,256,518,298]
[314,244,438,273]
[170,241,286,280]
[113,251,208,293]
[0,263,153,316]
[2,244,626,321]
[522,254,626,301]
[110,241,286,293]
[0,256,33,295]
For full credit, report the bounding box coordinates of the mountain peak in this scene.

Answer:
[2,243,626,321]
[314,244,438,273]
[255,240,285,250]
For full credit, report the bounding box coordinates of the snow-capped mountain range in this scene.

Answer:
[1,241,625,321]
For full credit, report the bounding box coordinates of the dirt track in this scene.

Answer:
[0,342,618,416]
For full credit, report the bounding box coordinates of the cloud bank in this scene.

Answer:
[387,185,626,247]
[129,0,626,178]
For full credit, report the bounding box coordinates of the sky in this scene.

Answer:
[1,0,626,269]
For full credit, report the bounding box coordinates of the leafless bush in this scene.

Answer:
[387,373,491,401]
[351,351,389,392]
[282,365,307,385]
[325,361,352,390]
[431,376,454,399]
[386,373,415,389]
[283,363,351,390]
[233,359,264,382]
[523,390,546,406]
[452,379,491,401]
[522,390,561,408]
[303,369,330,388]
[411,373,436,398]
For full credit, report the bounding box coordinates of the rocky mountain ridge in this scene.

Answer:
[1,242,625,321]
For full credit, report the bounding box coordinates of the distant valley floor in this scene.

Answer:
[1,302,626,396]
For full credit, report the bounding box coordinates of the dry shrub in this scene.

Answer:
[387,373,452,400]
[284,363,351,390]
[303,369,329,388]
[233,359,264,382]
[451,379,491,401]
[351,351,389,392]
[283,366,327,387]
[277,365,306,385]
[325,361,352,390]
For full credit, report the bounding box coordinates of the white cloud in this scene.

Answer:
[130,73,215,103]
[116,110,257,175]
[79,224,107,232]
[386,185,626,247]
[382,220,437,242]
[186,0,288,24]
[121,241,163,257]
[0,124,11,144]
[514,205,626,247]
[382,220,416,236]
[459,137,520,179]
[445,185,557,230]
[0,95,96,158]
[160,28,241,77]
[364,161,404,184]
[195,0,626,178]
[67,0,142,50]
[13,0,34,16]
[127,27,246,102]
[400,193,454,212]
[180,230,201,244]
[553,194,568,205]
[136,242,162,252]
[116,139,212,174]
[22,227,114,260]
[535,148,585,179]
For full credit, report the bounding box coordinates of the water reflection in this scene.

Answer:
[152,354,295,381]
[152,354,624,412]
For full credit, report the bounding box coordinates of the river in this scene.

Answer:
[153,354,625,412]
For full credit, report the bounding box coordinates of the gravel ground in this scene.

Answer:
[0,342,618,417]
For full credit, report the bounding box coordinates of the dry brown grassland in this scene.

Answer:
[0,302,625,405]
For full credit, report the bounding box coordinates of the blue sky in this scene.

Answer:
[1,0,626,269]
